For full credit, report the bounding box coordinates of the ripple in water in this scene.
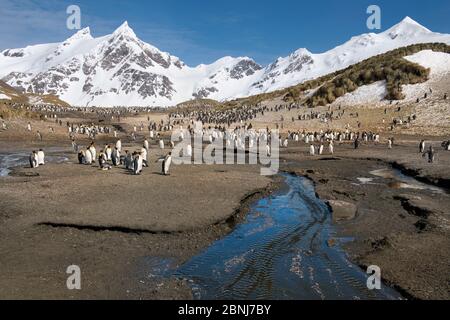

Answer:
[370,168,445,194]
[148,174,402,300]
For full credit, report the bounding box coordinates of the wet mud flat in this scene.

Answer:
[282,156,450,300]
[0,152,273,299]
[1,137,449,299]
[145,174,401,300]
[0,148,69,177]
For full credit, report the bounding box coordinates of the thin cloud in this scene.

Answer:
[0,0,70,48]
[0,0,269,66]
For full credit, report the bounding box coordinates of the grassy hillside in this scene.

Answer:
[0,80,71,119]
[184,43,450,110]
[176,98,222,109]
[306,43,450,107]
[0,80,29,104]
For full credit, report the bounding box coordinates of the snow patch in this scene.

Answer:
[404,50,450,76]
[333,81,387,106]
[402,50,450,101]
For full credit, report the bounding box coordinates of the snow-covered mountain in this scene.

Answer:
[1,17,449,107]
[245,17,450,95]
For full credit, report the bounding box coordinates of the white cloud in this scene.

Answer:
[0,0,266,66]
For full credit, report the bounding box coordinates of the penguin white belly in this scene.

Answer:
[37,151,45,165]
[85,150,92,164]
[34,154,39,168]
[164,156,172,174]
[90,148,96,160]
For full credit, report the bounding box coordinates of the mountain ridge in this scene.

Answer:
[1,16,449,107]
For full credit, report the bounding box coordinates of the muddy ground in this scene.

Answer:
[1,113,449,300]
[0,141,273,299]
[281,141,450,300]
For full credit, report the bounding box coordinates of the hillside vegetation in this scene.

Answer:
[199,43,449,109]
[0,80,71,107]
[0,80,29,104]
[306,43,450,107]
[0,103,39,120]
[0,80,71,119]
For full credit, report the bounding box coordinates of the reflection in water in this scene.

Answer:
[357,177,374,184]
[370,168,444,194]
[0,152,68,177]
[148,174,402,300]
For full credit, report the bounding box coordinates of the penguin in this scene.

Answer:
[319,144,324,155]
[309,144,315,156]
[423,146,436,163]
[85,148,93,164]
[160,152,172,175]
[144,139,149,151]
[98,152,111,170]
[132,152,139,174]
[105,145,112,161]
[37,149,45,165]
[115,139,122,152]
[419,140,426,153]
[186,144,193,157]
[159,139,165,149]
[89,143,96,162]
[29,151,39,168]
[112,147,120,166]
[141,146,148,167]
[266,144,271,157]
[137,153,143,172]
[78,150,85,164]
[328,142,334,155]
[124,150,133,170]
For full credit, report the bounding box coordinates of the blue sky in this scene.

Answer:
[1,0,449,66]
